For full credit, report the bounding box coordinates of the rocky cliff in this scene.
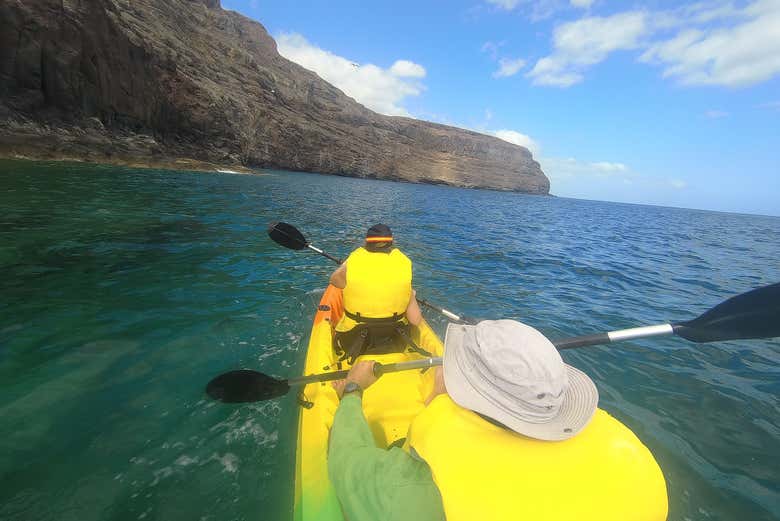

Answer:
[0,0,550,194]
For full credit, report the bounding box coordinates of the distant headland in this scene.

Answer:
[0,0,549,194]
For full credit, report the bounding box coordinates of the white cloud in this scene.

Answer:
[541,156,693,200]
[678,1,745,24]
[494,130,540,155]
[493,57,527,78]
[590,161,628,172]
[481,40,506,60]
[640,1,780,87]
[539,157,635,181]
[527,58,583,87]
[641,29,702,61]
[704,109,729,118]
[483,41,526,79]
[485,0,521,10]
[570,0,594,8]
[390,60,426,78]
[524,1,780,88]
[276,33,426,116]
[527,11,648,87]
[484,0,571,21]
[540,158,630,177]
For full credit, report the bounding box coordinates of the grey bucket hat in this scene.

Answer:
[443,320,598,441]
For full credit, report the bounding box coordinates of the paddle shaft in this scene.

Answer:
[416,297,476,323]
[554,323,675,350]
[285,324,680,387]
[285,357,443,388]
[306,244,342,264]
[279,324,678,392]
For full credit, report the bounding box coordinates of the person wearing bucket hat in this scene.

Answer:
[329,224,424,363]
[326,319,599,521]
[439,319,599,440]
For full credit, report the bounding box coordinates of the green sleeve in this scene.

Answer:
[329,394,377,454]
[328,394,446,521]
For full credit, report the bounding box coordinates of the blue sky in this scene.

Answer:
[222,0,780,216]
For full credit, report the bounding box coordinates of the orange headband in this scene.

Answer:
[365,236,393,243]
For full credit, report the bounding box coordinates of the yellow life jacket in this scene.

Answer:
[408,395,668,521]
[335,247,412,332]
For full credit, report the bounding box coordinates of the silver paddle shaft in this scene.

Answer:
[285,357,443,387]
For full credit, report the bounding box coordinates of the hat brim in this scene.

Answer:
[443,323,599,442]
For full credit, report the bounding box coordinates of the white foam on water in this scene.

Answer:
[209,452,239,473]
[1,323,23,334]
[175,455,198,467]
[150,466,174,486]
[255,344,285,362]
[208,405,280,447]
[225,417,278,446]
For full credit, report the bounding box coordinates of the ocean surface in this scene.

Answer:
[0,159,778,521]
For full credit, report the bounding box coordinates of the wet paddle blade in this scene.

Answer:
[268,221,308,250]
[674,282,780,342]
[206,370,290,403]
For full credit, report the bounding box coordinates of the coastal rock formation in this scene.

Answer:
[0,0,549,194]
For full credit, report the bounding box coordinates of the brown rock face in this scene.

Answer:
[0,0,549,194]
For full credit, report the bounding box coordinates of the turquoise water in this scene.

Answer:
[1,159,778,521]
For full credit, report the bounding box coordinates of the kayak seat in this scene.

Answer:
[334,319,432,363]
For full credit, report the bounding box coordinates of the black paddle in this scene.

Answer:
[207,357,442,403]
[206,282,780,403]
[268,221,477,324]
[554,282,780,349]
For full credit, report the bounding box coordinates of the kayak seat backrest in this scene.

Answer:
[334,320,411,362]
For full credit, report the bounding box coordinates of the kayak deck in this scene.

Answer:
[293,285,443,521]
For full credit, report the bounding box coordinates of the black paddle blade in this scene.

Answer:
[206,370,290,403]
[268,221,308,250]
[674,282,780,342]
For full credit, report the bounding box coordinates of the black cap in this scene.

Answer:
[366,224,393,240]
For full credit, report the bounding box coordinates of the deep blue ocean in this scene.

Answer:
[1,160,778,521]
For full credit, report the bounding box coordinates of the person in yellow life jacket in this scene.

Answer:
[327,320,601,521]
[329,224,424,362]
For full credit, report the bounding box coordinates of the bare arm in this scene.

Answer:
[406,289,422,326]
[330,264,347,289]
[425,367,447,406]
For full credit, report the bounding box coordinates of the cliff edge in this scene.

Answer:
[0,0,549,194]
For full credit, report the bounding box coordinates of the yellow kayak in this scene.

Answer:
[293,285,668,521]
